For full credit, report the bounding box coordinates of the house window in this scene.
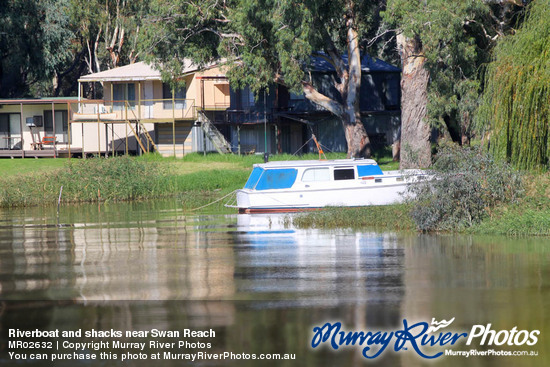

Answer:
[44,110,68,143]
[289,91,306,110]
[0,113,21,149]
[302,167,330,182]
[113,83,136,110]
[334,168,355,180]
[163,83,186,110]
[382,76,400,110]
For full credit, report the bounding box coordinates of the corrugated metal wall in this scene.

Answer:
[192,124,218,153]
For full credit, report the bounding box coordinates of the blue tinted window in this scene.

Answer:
[357,165,383,177]
[255,169,297,190]
[244,167,264,189]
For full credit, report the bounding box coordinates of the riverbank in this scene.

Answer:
[3,152,546,236]
[292,172,550,236]
[468,173,550,236]
[0,152,362,210]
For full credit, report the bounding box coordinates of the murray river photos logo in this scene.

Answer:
[311,318,540,359]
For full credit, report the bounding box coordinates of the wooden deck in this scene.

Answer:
[0,148,82,158]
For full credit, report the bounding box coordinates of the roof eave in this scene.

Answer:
[78,76,162,83]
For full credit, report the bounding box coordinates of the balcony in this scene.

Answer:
[69,99,198,123]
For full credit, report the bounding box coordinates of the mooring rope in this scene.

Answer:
[292,137,313,156]
[186,190,237,212]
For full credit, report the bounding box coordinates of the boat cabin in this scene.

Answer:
[243,159,386,191]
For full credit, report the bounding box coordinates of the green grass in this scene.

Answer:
[470,207,550,236]
[467,172,550,236]
[0,158,68,177]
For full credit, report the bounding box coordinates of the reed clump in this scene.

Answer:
[292,205,415,231]
[0,156,170,206]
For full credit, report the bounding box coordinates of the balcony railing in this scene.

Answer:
[68,99,198,122]
[0,136,22,150]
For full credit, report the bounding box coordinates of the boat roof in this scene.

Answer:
[253,158,379,169]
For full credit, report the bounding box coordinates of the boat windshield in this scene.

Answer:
[357,164,383,176]
[255,168,298,190]
[244,167,264,189]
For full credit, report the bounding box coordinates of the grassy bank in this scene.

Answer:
[0,155,246,208]
[6,152,546,236]
[0,152,362,209]
[467,173,550,236]
[292,154,550,236]
[0,158,68,178]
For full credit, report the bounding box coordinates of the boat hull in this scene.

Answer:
[236,180,413,213]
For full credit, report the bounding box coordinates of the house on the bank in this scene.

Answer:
[0,60,230,158]
[0,55,400,158]
[211,54,401,155]
[0,97,76,158]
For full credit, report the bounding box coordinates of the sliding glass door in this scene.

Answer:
[44,111,68,143]
[0,114,21,149]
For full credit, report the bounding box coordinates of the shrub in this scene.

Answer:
[409,145,523,231]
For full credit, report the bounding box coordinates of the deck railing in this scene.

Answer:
[68,98,198,122]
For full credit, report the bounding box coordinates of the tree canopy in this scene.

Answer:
[141,0,388,157]
[383,0,526,145]
[0,0,74,97]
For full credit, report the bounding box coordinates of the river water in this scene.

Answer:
[0,200,548,366]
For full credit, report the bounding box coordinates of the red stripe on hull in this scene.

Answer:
[238,207,321,214]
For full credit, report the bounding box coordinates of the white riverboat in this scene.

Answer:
[232,158,429,213]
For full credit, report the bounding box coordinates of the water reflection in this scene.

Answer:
[0,202,549,366]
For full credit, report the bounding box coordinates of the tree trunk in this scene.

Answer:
[392,126,400,161]
[302,81,371,158]
[343,108,372,158]
[397,33,432,169]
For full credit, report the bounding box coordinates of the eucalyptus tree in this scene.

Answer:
[383,0,527,168]
[70,0,150,74]
[141,0,386,158]
[0,0,74,97]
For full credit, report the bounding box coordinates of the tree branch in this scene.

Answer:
[302,81,344,117]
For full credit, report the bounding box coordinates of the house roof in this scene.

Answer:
[0,97,80,105]
[78,60,207,82]
[310,54,401,73]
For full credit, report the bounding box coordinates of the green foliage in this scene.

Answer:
[0,0,74,97]
[142,1,381,93]
[70,0,150,72]
[470,171,550,236]
[477,0,550,170]
[140,0,225,83]
[383,1,527,143]
[409,145,523,232]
